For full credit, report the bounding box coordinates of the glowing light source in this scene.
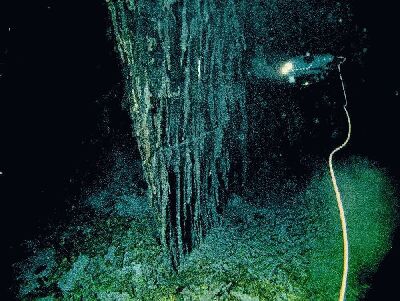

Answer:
[280,61,294,75]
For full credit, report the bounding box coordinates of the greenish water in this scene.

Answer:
[14,156,397,300]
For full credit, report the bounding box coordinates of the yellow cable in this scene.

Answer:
[328,58,351,301]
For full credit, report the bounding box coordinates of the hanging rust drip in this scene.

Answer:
[108,0,248,268]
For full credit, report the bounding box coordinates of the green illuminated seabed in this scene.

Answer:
[15,156,397,300]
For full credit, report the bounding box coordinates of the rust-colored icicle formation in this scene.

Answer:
[108,0,247,268]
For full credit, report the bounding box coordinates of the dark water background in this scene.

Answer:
[1,0,398,299]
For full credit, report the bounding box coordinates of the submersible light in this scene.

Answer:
[328,56,351,301]
[280,61,294,75]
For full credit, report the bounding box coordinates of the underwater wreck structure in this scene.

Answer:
[108,0,248,267]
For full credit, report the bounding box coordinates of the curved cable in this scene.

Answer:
[328,57,351,301]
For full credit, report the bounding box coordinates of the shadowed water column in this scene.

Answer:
[107,0,248,268]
